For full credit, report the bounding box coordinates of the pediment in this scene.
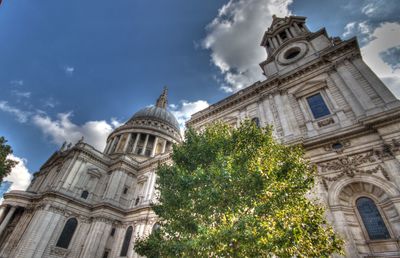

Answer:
[290,79,327,98]
[87,168,102,178]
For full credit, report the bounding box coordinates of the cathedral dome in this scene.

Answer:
[104,87,181,158]
[128,105,180,133]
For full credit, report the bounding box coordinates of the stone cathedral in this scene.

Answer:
[1,15,400,258]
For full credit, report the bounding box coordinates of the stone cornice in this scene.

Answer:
[187,38,359,127]
[3,190,155,218]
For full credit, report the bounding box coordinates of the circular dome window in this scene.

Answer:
[277,42,308,65]
[284,47,301,60]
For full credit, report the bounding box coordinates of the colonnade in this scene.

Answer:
[105,132,171,157]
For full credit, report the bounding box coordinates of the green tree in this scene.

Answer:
[0,136,18,184]
[135,121,343,257]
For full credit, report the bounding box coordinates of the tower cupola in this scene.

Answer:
[259,15,334,78]
[260,15,309,56]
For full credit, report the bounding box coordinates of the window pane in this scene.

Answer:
[81,190,89,199]
[56,218,78,249]
[120,226,133,256]
[356,197,390,240]
[306,93,330,119]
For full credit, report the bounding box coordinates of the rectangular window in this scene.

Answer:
[306,93,330,119]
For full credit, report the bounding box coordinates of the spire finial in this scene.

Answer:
[156,86,168,109]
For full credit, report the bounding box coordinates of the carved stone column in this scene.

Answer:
[330,209,360,257]
[0,205,7,225]
[132,133,140,154]
[151,137,159,157]
[141,134,149,155]
[0,206,16,237]
[336,62,375,111]
[351,57,399,106]
[329,71,364,117]
[123,133,132,153]
[13,206,63,258]
[80,218,113,258]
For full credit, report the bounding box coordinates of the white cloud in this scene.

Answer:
[361,3,376,16]
[9,80,24,86]
[111,117,124,128]
[343,22,356,37]
[0,101,31,123]
[64,66,75,75]
[43,97,59,108]
[4,154,32,191]
[342,21,373,44]
[202,0,292,92]
[11,90,31,98]
[32,112,120,151]
[360,22,400,97]
[170,100,210,132]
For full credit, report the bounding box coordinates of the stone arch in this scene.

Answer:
[328,176,400,255]
[328,175,400,207]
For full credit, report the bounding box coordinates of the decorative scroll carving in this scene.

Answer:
[374,139,400,160]
[318,151,390,190]
[48,205,70,216]
[50,246,70,257]
[323,139,351,153]
[317,117,334,127]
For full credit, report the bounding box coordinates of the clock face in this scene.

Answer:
[277,41,309,65]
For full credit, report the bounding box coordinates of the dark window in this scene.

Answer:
[123,187,128,194]
[356,197,390,240]
[251,117,260,127]
[102,250,110,258]
[81,190,89,199]
[331,142,343,150]
[135,197,140,206]
[136,148,142,155]
[110,227,115,236]
[279,31,287,41]
[120,226,133,256]
[56,218,78,249]
[306,93,331,119]
[284,47,301,60]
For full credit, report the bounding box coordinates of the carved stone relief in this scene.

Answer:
[50,246,70,257]
[318,149,391,190]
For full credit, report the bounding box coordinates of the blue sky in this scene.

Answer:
[0,0,399,192]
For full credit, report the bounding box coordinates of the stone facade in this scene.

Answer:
[187,16,400,257]
[0,89,179,258]
[0,15,399,258]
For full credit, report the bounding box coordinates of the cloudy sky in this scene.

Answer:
[0,0,399,194]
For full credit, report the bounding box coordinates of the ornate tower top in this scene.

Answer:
[259,15,334,78]
[156,87,168,109]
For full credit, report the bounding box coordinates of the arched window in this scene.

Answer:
[120,226,133,256]
[356,197,390,240]
[81,190,89,199]
[56,218,78,249]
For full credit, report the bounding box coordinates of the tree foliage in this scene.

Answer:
[134,121,343,257]
[0,136,18,184]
